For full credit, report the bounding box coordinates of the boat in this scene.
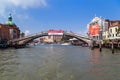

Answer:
[61,43,71,45]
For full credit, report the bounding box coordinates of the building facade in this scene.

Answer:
[40,30,63,43]
[102,31,109,40]
[107,20,120,40]
[0,14,20,44]
[88,17,120,41]
[42,35,63,43]
[87,17,107,40]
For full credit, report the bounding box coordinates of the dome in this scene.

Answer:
[5,14,15,25]
[5,21,15,25]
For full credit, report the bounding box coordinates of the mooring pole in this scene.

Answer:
[91,40,94,50]
[99,41,102,52]
[111,41,114,54]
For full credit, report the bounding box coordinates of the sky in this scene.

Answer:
[0,0,120,35]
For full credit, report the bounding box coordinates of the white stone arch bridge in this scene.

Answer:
[9,30,91,47]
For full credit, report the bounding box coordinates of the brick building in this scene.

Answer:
[0,14,20,44]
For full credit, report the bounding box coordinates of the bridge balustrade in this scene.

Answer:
[9,30,92,47]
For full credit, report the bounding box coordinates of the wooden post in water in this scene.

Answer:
[111,41,114,54]
[91,40,94,50]
[99,41,102,52]
[89,40,94,50]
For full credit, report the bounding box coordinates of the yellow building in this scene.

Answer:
[104,20,120,40]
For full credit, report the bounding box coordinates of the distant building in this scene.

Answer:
[102,20,109,40]
[88,17,120,41]
[20,32,25,38]
[41,30,63,43]
[102,30,109,40]
[43,35,54,43]
[106,20,120,40]
[87,17,108,40]
[0,14,20,44]
[42,35,63,43]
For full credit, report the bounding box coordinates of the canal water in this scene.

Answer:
[0,45,120,80]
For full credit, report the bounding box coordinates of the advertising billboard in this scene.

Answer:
[89,24,100,36]
[48,30,63,35]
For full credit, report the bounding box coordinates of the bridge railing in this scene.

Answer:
[24,31,48,38]
[11,31,48,42]
[11,30,90,43]
[64,31,89,39]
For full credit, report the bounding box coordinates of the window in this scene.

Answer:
[13,30,16,33]
[110,29,112,33]
[48,36,51,39]
[103,36,106,39]
[109,34,111,37]
[115,28,118,32]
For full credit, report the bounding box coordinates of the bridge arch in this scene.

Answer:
[10,30,91,47]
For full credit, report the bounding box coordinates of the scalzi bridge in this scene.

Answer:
[8,30,92,47]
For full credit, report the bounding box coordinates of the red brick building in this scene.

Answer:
[0,14,20,44]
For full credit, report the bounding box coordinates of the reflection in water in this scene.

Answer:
[89,49,102,64]
[88,48,120,80]
[0,45,120,80]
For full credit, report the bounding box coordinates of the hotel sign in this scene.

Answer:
[48,30,63,35]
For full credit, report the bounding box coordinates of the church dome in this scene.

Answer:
[5,14,15,25]
[5,21,15,25]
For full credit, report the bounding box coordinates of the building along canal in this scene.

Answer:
[0,45,120,80]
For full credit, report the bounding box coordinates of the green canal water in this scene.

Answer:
[0,45,120,80]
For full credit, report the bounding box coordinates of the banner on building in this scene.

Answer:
[89,24,100,36]
[48,30,63,35]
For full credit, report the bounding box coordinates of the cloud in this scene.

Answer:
[9,0,47,9]
[0,0,47,17]
[25,30,30,36]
